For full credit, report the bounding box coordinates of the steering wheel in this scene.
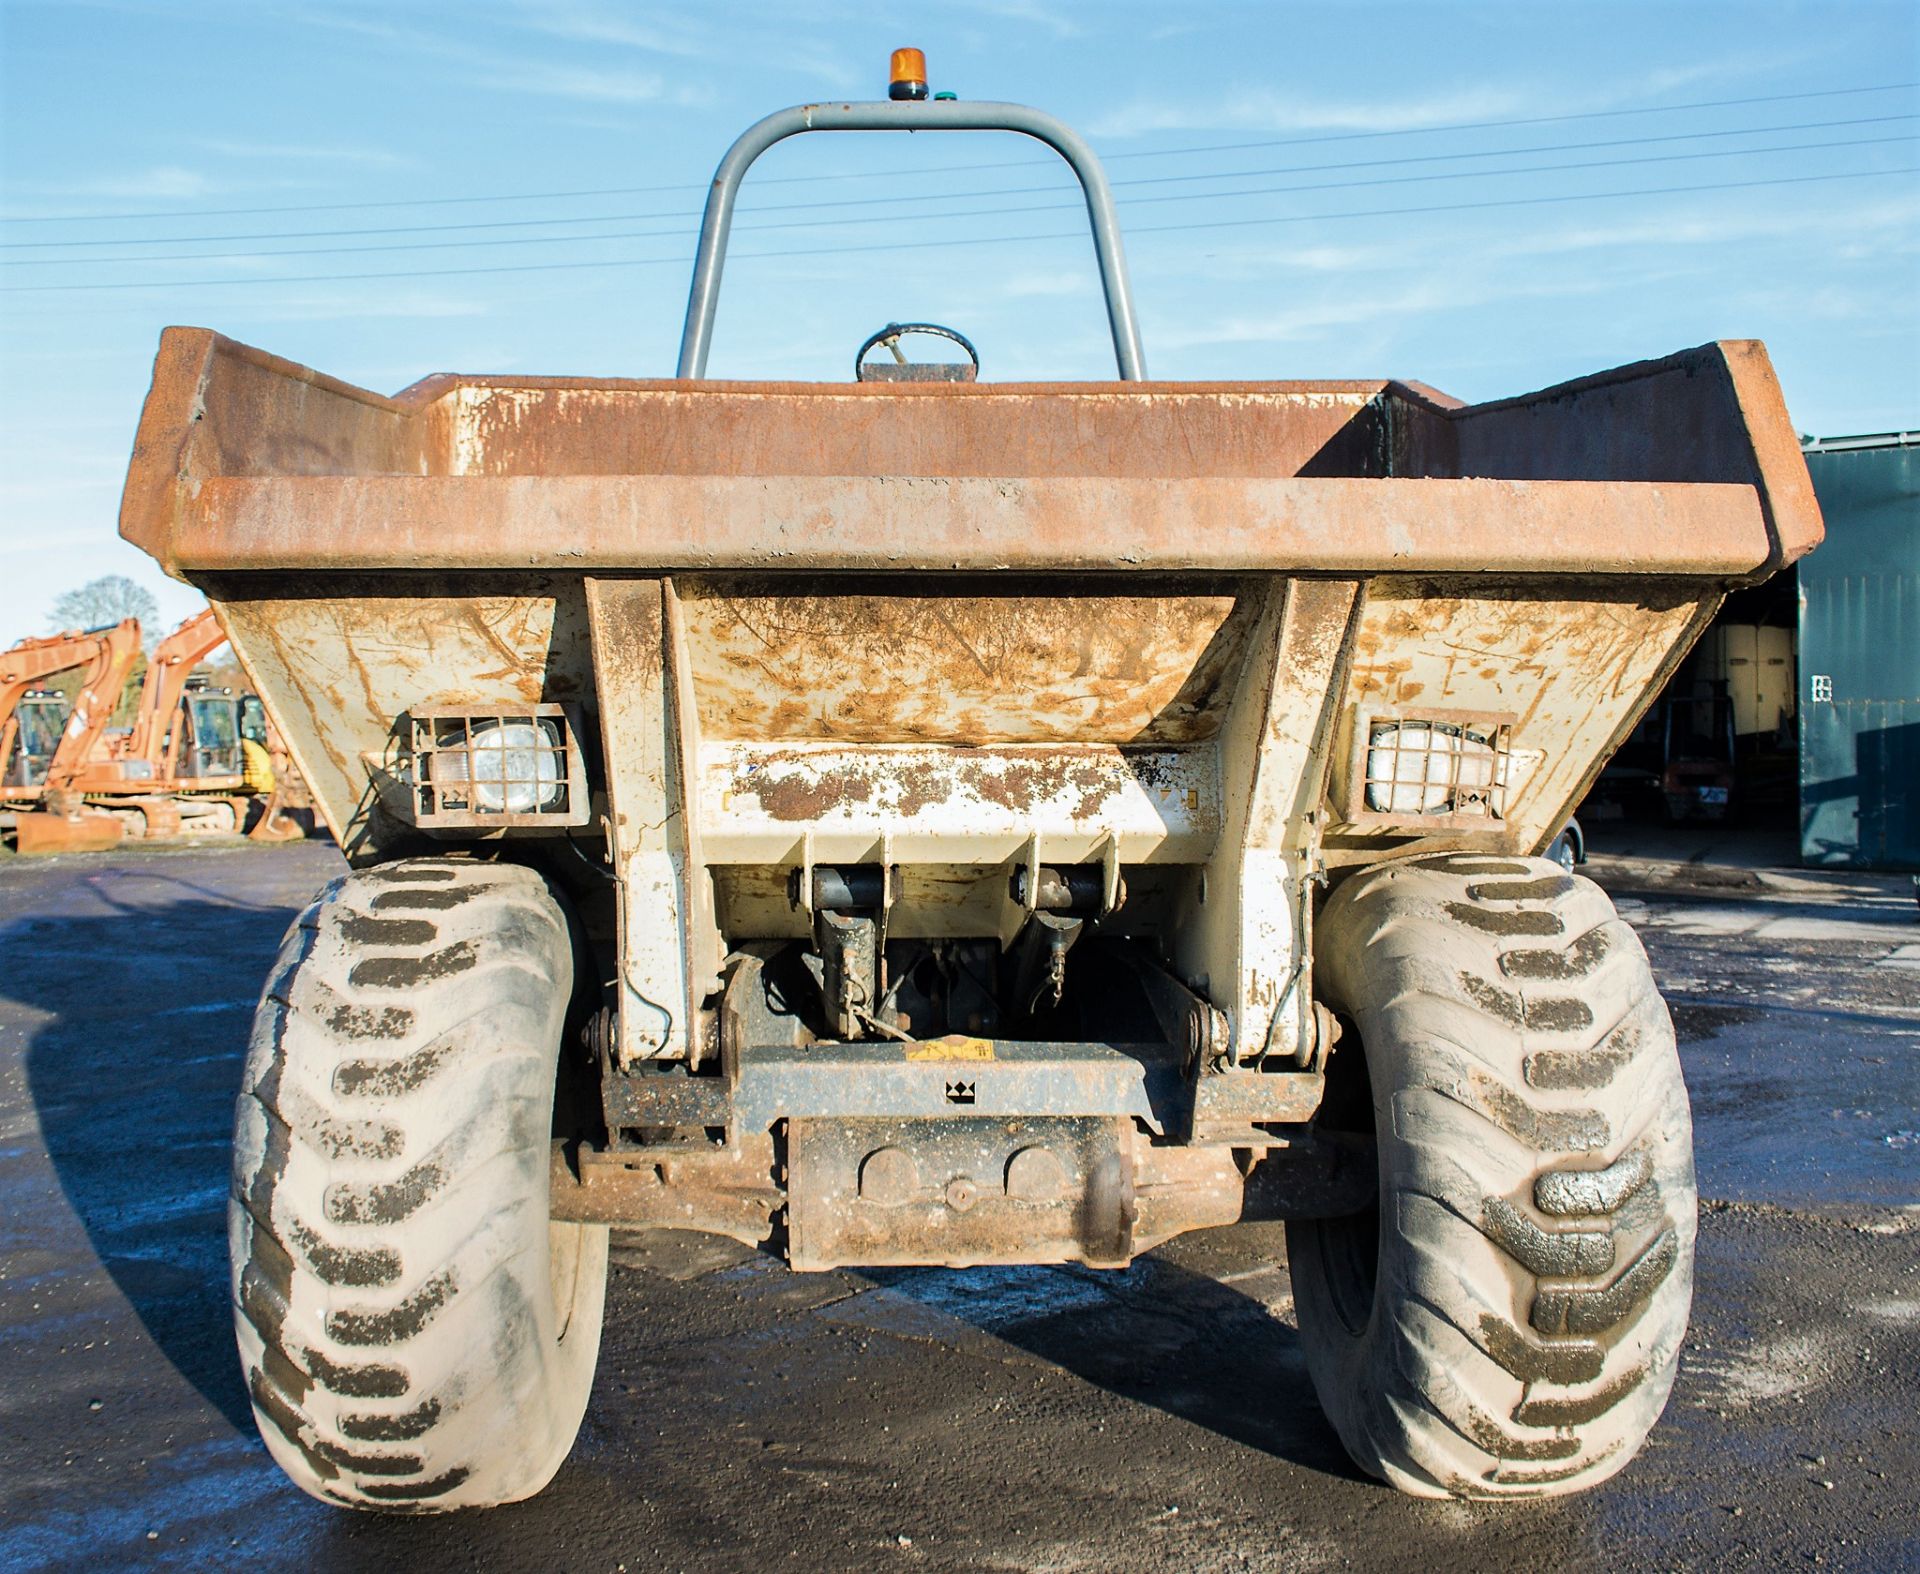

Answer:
[854,322,980,382]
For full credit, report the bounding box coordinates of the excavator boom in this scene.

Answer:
[107,606,228,777]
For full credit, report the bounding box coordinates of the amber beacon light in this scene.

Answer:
[888,47,929,100]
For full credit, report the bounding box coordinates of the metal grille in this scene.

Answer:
[1342,710,1517,828]
[407,704,590,828]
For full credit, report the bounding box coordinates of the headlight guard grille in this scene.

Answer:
[405,704,591,828]
[1338,707,1518,831]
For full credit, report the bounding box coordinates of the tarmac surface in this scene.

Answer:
[1,835,1916,1572]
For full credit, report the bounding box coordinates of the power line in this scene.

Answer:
[1108,112,1916,189]
[1097,80,1920,159]
[3,164,1909,295]
[1135,165,1919,237]
[3,79,1913,228]
[7,111,1911,255]
[1124,131,1915,208]
[5,130,1910,271]
[11,129,1912,271]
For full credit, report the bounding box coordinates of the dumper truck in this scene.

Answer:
[118,58,1821,1512]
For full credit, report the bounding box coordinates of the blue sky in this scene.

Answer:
[1,0,1915,640]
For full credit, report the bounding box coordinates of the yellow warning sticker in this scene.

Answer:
[904,1035,996,1062]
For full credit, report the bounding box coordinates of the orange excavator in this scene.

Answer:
[1,620,143,807]
[109,608,313,839]
[15,607,307,850]
[86,607,235,786]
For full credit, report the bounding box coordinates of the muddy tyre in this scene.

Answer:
[229,857,608,1511]
[1288,854,1694,1498]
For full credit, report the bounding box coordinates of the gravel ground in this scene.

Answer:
[0,840,1914,1573]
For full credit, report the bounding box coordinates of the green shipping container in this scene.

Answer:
[1799,432,1919,870]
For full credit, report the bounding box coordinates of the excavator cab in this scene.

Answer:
[3,690,67,790]
[238,693,269,747]
[177,679,244,781]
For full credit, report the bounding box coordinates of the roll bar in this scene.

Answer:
[676,99,1146,380]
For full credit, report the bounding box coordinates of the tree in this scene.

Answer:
[49,575,159,648]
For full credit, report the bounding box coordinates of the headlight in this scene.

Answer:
[1363,719,1508,818]
[442,719,566,814]
[403,705,589,827]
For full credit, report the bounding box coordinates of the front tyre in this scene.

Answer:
[1288,855,1694,1498]
[229,858,608,1512]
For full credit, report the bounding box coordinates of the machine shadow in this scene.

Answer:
[10,871,313,1434]
[861,1252,1368,1481]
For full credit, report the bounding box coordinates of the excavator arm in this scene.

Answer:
[2,621,142,792]
[108,606,228,780]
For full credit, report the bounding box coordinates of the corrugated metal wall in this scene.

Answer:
[1799,435,1919,870]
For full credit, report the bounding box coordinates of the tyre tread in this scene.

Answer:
[227,857,607,1513]
[1289,854,1696,1499]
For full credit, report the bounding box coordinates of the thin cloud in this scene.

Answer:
[479,60,673,105]
[502,2,859,91]
[1003,269,1097,297]
[1148,274,1610,354]
[1090,85,1537,139]
[0,539,123,567]
[1629,46,1838,100]
[506,4,710,58]
[41,165,217,201]
[1088,45,1837,139]
[1117,192,1918,293]
[292,11,701,106]
[188,138,418,169]
[0,474,124,507]
[1489,192,1920,260]
[1737,279,1914,325]
[951,0,1085,39]
[192,289,493,325]
[0,163,293,217]
[1125,237,1414,285]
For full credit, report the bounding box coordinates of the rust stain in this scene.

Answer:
[891,761,948,818]
[743,764,875,820]
[341,639,385,722]
[680,588,1248,746]
[587,580,665,686]
[459,604,528,677]
[730,746,1163,824]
